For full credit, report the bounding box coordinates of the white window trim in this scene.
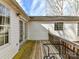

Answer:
[0,3,10,47]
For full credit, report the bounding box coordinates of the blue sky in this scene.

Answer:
[23,0,32,11]
[16,0,33,15]
[16,0,46,16]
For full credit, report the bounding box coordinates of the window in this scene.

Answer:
[19,20,23,43]
[25,23,27,39]
[0,4,10,46]
[54,22,63,30]
[78,23,79,36]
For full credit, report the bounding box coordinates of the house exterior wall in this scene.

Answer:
[28,21,48,40]
[0,1,28,59]
[49,22,78,41]
[41,21,78,41]
[28,21,78,41]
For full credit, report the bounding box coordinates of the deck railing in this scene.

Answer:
[48,33,79,59]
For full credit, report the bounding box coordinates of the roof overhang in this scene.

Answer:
[30,16,79,21]
[3,0,30,21]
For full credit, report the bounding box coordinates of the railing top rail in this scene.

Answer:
[48,32,79,48]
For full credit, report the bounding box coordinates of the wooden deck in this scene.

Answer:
[13,40,61,59]
[31,40,61,59]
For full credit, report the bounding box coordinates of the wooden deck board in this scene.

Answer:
[32,40,61,59]
[13,40,61,59]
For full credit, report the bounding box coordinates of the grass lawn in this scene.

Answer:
[13,40,36,59]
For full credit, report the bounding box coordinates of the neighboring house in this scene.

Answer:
[0,0,29,59]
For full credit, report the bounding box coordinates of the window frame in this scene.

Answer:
[54,22,63,31]
[0,3,10,47]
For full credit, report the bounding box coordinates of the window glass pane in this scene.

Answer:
[2,6,5,16]
[5,35,8,44]
[0,4,3,15]
[6,17,10,24]
[19,21,23,43]
[0,34,4,46]
[0,16,2,25]
[2,16,5,25]
[5,32,8,44]
[5,8,10,24]
[25,23,27,39]
[54,22,63,30]
[0,26,4,32]
[78,23,79,36]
